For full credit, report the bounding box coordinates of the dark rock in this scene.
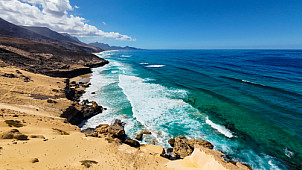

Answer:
[23,76,30,82]
[52,89,59,93]
[32,158,39,163]
[81,128,95,135]
[108,120,126,138]
[47,99,57,104]
[82,83,91,88]
[167,148,173,153]
[172,137,192,159]
[2,73,17,78]
[80,160,98,168]
[14,134,28,140]
[30,135,45,139]
[91,92,96,94]
[135,130,151,141]
[124,138,140,147]
[16,70,22,74]
[168,138,175,147]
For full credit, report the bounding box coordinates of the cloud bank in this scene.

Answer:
[0,0,133,40]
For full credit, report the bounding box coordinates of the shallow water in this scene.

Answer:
[81,50,302,170]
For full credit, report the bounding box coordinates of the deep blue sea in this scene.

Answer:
[81,50,302,170]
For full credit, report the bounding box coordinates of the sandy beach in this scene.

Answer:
[0,65,254,170]
[0,66,169,169]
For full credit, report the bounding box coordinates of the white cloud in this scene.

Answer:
[102,21,106,25]
[74,5,79,9]
[0,0,133,41]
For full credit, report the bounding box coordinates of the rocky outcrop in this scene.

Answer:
[169,136,214,159]
[187,139,213,149]
[172,137,193,159]
[168,138,175,147]
[61,79,105,125]
[83,119,141,148]
[124,138,140,148]
[108,119,126,138]
[61,100,103,125]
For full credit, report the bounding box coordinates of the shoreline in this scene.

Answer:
[77,52,252,169]
[0,66,169,169]
[0,52,251,169]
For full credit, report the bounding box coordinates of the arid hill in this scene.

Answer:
[0,37,108,78]
[0,18,101,53]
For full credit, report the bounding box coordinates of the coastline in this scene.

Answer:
[0,66,169,169]
[0,51,251,169]
[75,51,252,169]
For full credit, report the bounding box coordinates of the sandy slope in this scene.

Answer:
[0,66,250,170]
[0,66,168,169]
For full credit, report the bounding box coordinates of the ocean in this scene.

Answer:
[80,50,302,170]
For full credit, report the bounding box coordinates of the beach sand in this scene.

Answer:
[0,66,250,170]
[0,66,168,169]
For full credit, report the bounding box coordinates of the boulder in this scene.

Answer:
[91,101,103,113]
[172,137,193,158]
[140,145,165,155]
[95,124,110,134]
[135,130,151,141]
[187,139,213,149]
[108,120,125,138]
[168,138,175,147]
[124,138,140,148]
[81,128,96,135]
[167,148,174,153]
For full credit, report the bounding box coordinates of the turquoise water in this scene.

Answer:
[81,50,302,169]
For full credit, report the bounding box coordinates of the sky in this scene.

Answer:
[1,0,302,49]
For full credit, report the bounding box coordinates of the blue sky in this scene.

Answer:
[71,0,302,49]
[2,0,301,49]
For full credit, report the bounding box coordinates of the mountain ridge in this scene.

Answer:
[89,42,140,51]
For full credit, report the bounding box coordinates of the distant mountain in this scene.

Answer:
[0,17,101,52]
[60,33,83,44]
[22,26,101,53]
[88,42,140,51]
[22,26,83,44]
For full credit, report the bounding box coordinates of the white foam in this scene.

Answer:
[145,65,165,68]
[118,74,207,147]
[268,160,281,170]
[205,117,234,138]
[284,148,294,158]
[111,71,118,73]
[139,63,149,65]
[120,55,132,58]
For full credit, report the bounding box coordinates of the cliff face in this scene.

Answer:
[0,37,108,78]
